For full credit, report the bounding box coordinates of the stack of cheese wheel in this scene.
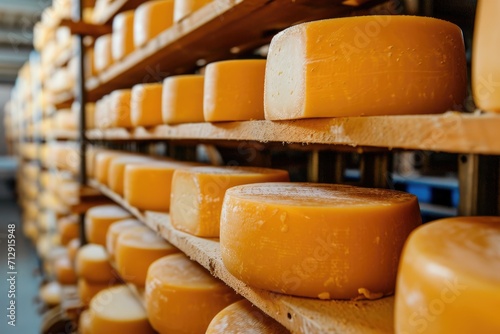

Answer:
[133,0,174,48]
[395,217,500,333]
[76,244,118,305]
[86,285,155,334]
[264,16,467,119]
[204,59,267,122]
[162,74,205,124]
[170,166,289,237]
[220,183,421,300]
[85,205,131,245]
[106,219,142,260]
[145,253,241,333]
[115,226,180,286]
[206,299,290,334]
[124,160,200,212]
[173,0,211,22]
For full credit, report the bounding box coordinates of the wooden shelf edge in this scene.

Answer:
[87,179,394,334]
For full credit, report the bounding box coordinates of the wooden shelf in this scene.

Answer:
[87,112,500,154]
[45,129,78,141]
[52,90,75,109]
[86,0,376,101]
[88,179,394,334]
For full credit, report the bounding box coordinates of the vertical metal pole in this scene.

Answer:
[307,150,346,184]
[360,152,392,188]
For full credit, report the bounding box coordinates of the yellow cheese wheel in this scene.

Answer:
[204,60,266,122]
[472,1,500,112]
[170,166,289,237]
[57,215,80,246]
[94,151,126,185]
[85,204,131,245]
[80,310,92,334]
[220,183,421,299]
[86,147,108,178]
[94,34,113,72]
[124,160,197,212]
[173,0,211,22]
[134,0,174,48]
[145,253,241,333]
[78,278,118,306]
[39,282,62,306]
[395,217,500,333]
[116,226,179,286]
[109,89,133,128]
[264,16,467,120]
[67,238,81,264]
[206,299,289,334]
[162,75,205,124]
[89,285,155,334]
[131,83,163,127]
[108,156,154,195]
[94,94,113,129]
[106,219,143,260]
[53,109,78,130]
[54,255,78,285]
[111,10,134,61]
[76,244,116,283]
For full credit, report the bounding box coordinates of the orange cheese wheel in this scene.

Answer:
[57,215,80,246]
[395,217,500,333]
[220,183,421,299]
[106,219,143,260]
[145,253,241,333]
[111,10,134,61]
[85,205,131,245]
[124,160,197,212]
[94,34,113,72]
[131,83,163,127]
[173,0,211,22]
[94,151,124,185]
[264,16,467,120]
[89,285,155,334]
[109,89,133,128]
[108,156,154,195]
[40,282,62,306]
[76,244,116,283]
[54,255,78,285]
[204,60,266,122]
[206,299,289,334]
[170,166,289,237]
[134,0,174,48]
[162,75,205,124]
[115,226,179,286]
[78,278,119,306]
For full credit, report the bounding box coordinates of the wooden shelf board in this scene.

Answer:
[88,179,394,334]
[86,0,373,101]
[52,90,75,109]
[46,129,78,140]
[87,112,500,154]
[60,19,113,37]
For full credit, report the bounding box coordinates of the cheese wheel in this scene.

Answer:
[395,217,500,333]
[85,205,131,245]
[58,215,80,246]
[76,244,116,283]
[54,255,78,285]
[264,16,467,120]
[204,60,266,122]
[170,166,289,237]
[94,34,113,72]
[134,0,174,48]
[89,285,155,334]
[109,89,133,128]
[67,238,81,264]
[220,183,421,299]
[111,10,134,61]
[106,219,143,259]
[54,109,78,130]
[173,0,211,22]
[78,278,118,306]
[206,299,289,334]
[472,1,500,112]
[95,95,113,129]
[131,83,163,127]
[145,253,241,334]
[124,161,197,212]
[108,156,154,195]
[162,75,205,124]
[80,310,92,334]
[116,226,179,286]
[85,102,96,129]
[95,151,131,186]
[40,282,62,306]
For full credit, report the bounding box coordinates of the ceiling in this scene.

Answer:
[0,0,47,83]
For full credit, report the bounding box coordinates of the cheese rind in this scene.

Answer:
[170,166,289,237]
[106,219,143,259]
[220,182,421,299]
[134,0,174,48]
[111,10,135,61]
[76,244,116,283]
[131,83,164,127]
[145,253,241,334]
[206,299,290,334]
[173,0,211,22]
[115,226,179,286]
[162,75,205,124]
[54,255,78,285]
[264,16,467,119]
[204,60,267,122]
[85,204,131,246]
[395,217,500,333]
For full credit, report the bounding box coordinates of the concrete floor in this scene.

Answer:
[0,198,42,334]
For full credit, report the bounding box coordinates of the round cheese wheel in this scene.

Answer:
[76,244,116,283]
[162,75,205,124]
[58,215,79,246]
[85,205,131,246]
[108,89,133,128]
[173,0,211,22]
[133,0,174,48]
[115,226,179,286]
[145,253,241,333]
[206,299,290,334]
[79,310,92,334]
[78,278,119,306]
[107,156,154,196]
[40,282,62,306]
[130,83,163,127]
[106,219,143,260]
[220,182,421,299]
[54,255,78,285]
[395,217,500,333]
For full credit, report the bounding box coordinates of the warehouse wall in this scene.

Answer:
[0,83,12,156]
